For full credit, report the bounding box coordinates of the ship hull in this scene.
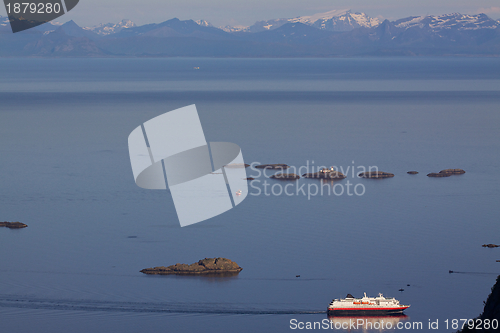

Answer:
[327,307,409,316]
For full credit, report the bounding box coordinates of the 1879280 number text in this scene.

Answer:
[444,319,499,330]
[6,2,61,14]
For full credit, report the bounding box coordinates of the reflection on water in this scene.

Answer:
[144,272,241,281]
[327,315,409,332]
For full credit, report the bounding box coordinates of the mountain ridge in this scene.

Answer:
[216,9,381,33]
[0,10,498,57]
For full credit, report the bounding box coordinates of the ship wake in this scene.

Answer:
[0,295,324,315]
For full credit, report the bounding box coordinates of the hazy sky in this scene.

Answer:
[2,0,500,27]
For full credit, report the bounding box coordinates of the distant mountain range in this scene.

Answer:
[222,9,382,33]
[0,10,499,57]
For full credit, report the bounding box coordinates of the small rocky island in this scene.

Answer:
[482,244,499,248]
[302,167,346,179]
[358,171,395,179]
[271,173,300,180]
[255,164,289,170]
[141,257,242,276]
[0,222,27,229]
[302,172,346,179]
[427,169,465,177]
[407,171,419,175]
[427,172,451,177]
[224,163,250,168]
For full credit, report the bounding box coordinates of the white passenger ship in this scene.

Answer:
[327,293,410,315]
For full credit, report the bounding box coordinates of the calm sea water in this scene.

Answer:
[0,58,499,333]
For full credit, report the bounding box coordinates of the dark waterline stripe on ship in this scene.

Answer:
[329,307,408,311]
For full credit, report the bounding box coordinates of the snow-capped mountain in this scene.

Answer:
[242,18,289,32]
[196,19,248,32]
[194,19,252,32]
[0,15,8,27]
[394,13,499,31]
[195,20,213,27]
[289,9,351,25]
[219,25,248,33]
[0,15,63,32]
[218,9,381,33]
[83,19,136,36]
[308,10,381,31]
